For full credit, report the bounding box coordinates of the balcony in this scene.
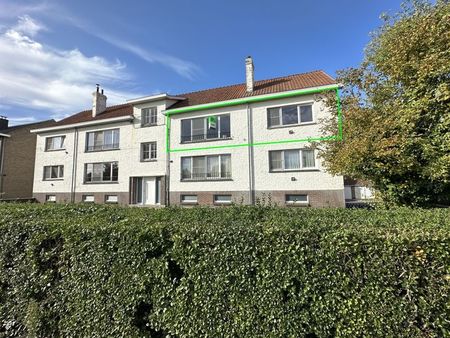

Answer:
[181,131,231,143]
[86,143,120,152]
[181,171,232,181]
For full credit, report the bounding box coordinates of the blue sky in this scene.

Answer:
[0,0,406,125]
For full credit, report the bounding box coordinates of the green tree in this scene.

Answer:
[320,0,450,207]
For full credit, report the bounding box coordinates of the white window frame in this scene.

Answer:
[141,142,157,161]
[105,195,118,204]
[181,154,231,181]
[45,195,56,203]
[84,162,119,183]
[214,194,232,205]
[82,195,95,203]
[181,194,198,204]
[269,149,317,172]
[45,135,65,151]
[267,102,314,128]
[86,128,120,152]
[141,107,158,126]
[181,114,231,143]
[285,194,309,205]
[43,165,64,180]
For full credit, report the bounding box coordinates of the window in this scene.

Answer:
[269,149,316,171]
[141,107,158,126]
[181,154,231,180]
[214,195,232,204]
[83,195,94,203]
[45,136,65,151]
[181,114,231,143]
[105,195,118,203]
[45,195,56,202]
[285,194,308,205]
[86,129,120,152]
[141,142,157,161]
[181,195,197,204]
[267,104,313,128]
[84,162,118,183]
[43,165,64,180]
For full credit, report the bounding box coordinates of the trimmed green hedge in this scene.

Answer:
[0,204,449,337]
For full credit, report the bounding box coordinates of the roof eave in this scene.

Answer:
[163,83,339,116]
[126,93,186,105]
[30,115,134,133]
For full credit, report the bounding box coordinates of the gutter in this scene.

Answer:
[163,84,339,116]
[0,133,10,138]
[30,115,134,133]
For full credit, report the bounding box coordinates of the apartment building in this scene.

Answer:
[32,57,345,207]
[0,116,55,200]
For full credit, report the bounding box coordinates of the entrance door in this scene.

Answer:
[143,177,156,205]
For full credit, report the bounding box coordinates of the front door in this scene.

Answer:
[143,177,156,205]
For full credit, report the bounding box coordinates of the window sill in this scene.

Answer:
[83,181,119,184]
[181,178,233,182]
[141,124,158,128]
[269,168,319,173]
[45,148,66,152]
[141,159,157,162]
[285,203,310,207]
[267,122,316,129]
[181,202,198,205]
[43,178,64,181]
[181,137,232,144]
[85,148,120,153]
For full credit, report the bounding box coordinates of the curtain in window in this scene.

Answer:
[220,155,231,178]
[302,150,315,168]
[219,115,231,138]
[269,151,283,170]
[181,120,191,142]
[207,156,220,178]
[284,150,300,169]
[181,157,191,179]
[193,157,206,179]
[192,118,205,141]
[267,108,280,127]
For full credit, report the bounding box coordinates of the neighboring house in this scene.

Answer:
[0,116,55,200]
[32,57,345,207]
[344,177,375,205]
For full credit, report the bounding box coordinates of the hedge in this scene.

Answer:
[0,204,449,337]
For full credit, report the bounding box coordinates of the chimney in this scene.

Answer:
[0,116,8,130]
[245,56,254,93]
[92,84,107,117]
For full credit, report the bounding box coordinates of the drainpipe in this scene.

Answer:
[0,137,5,197]
[165,114,171,206]
[246,103,255,205]
[70,128,79,203]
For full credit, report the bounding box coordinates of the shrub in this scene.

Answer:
[0,204,449,337]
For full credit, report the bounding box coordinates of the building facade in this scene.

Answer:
[0,117,55,200]
[32,58,345,207]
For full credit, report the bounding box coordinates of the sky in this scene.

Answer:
[0,0,407,125]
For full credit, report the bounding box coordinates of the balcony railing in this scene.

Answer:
[86,143,120,152]
[181,131,231,143]
[181,171,232,181]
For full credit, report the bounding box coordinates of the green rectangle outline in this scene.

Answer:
[166,85,342,153]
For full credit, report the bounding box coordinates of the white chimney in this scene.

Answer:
[245,56,254,93]
[92,84,107,117]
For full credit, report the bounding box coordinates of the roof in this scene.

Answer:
[0,119,55,134]
[47,70,335,128]
[52,103,133,127]
[169,70,336,109]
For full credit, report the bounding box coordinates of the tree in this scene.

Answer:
[319,0,450,207]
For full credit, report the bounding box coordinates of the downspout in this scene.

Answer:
[165,113,171,206]
[71,128,79,203]
[0,138,5,196]
[246,103,255,205]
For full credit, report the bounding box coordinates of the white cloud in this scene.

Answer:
[0,1,51,19]
[0,16,143,120]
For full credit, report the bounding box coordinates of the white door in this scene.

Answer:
[143,177,156,205]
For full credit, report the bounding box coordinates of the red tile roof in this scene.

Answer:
[170,70,335,109]
[52,103,133,127]
[51,70,335,127]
